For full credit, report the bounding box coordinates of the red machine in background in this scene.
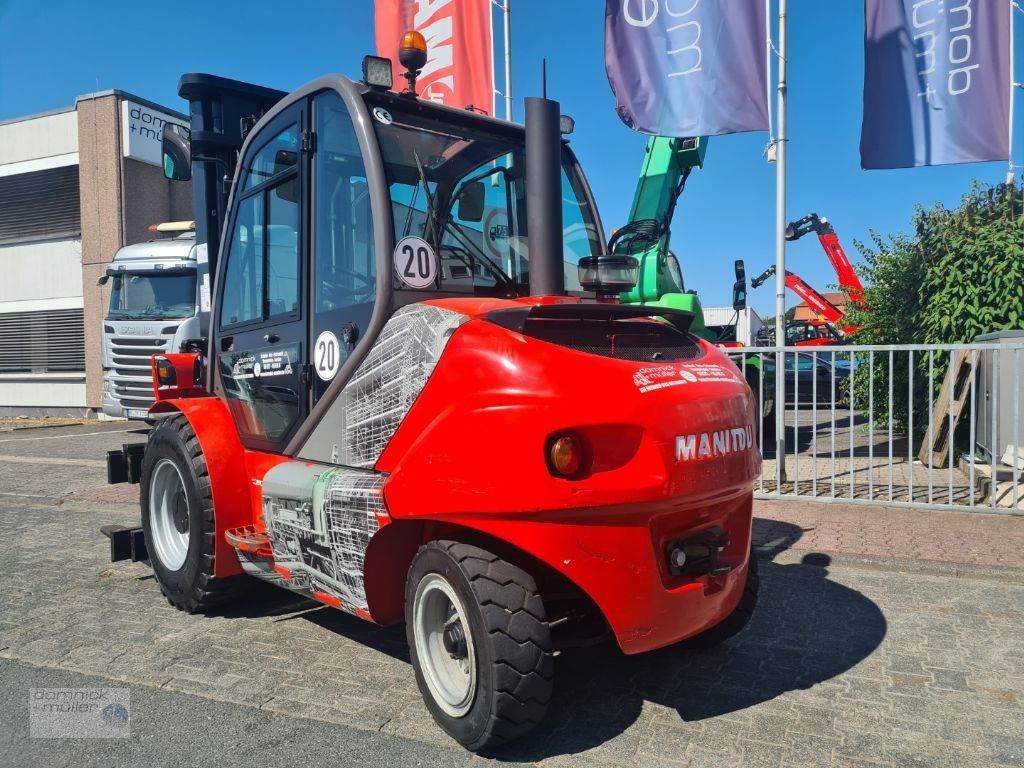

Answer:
[751,265,852,346]
[785,213,865,304]
[753,213,865,346]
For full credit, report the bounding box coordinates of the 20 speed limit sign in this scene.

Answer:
[393,236,438,289]
[314,330,340,381]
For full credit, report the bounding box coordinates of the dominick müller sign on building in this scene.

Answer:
[861,0,1011,169]
[604,0,770,137]
[375,0,494,115]
[120,101,188,167]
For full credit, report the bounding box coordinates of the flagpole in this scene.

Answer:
[774,0,788,482]
[1009,0,1018,184]
[503,0,513,120]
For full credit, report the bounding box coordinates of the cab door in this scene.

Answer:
[308,90,376,402]
[215,104,309,451]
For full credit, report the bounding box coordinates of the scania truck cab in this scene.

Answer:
[100,229,207,419]
[103,35,760,751]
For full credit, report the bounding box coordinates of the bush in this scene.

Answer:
[844,181,1024,440]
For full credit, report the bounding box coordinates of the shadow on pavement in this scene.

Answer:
[210,520,885,761]
[491,552,887,762]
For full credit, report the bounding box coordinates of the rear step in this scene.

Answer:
[107,443,145,484]
[224,526,273,558]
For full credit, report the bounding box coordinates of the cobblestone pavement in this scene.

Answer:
[0,425,1022,767]
[753,500,1024,570]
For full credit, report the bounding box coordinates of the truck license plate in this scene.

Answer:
[125,409,149,420]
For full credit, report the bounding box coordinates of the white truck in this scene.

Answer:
[703,306,764,346]
[99,228,209,419]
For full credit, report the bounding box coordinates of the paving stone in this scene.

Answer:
[1,427,1023,767]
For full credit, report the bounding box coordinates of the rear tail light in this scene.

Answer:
[546,432,586,478]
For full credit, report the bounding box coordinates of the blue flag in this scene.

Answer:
[861,0,1011,169]
[604,0,770,137]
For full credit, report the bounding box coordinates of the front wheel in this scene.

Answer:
[406,541,554,751]
[140,414,242,613]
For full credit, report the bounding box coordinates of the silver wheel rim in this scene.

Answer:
[413,573,477,718]
[149,458,190,571]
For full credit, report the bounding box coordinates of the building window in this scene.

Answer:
[0,165,81,243]
[0,308,85,373]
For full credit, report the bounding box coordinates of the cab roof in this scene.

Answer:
[112,232,197,263]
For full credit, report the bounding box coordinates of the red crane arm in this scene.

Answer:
[782,272,845,324]
[817,231,865,303]
[785,213,865,304]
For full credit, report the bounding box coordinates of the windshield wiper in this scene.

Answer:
[412,151,514,291]
[412,151,441,248]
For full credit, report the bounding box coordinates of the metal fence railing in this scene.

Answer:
[724,342,1024,515]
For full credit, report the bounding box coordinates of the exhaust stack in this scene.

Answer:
[525,96,565,297]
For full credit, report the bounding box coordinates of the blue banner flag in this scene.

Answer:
[861,0,1011,169]
[604,0,770,137]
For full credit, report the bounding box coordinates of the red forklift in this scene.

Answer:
[102,33,761,751]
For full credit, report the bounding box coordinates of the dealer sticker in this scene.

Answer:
[393,236,438,289]
[633,362,737,393]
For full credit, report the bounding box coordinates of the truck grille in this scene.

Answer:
[109,336,172,409]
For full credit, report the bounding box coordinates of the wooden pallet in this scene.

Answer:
[919,349,981,468]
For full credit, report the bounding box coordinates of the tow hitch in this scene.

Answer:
[666,527,732,577]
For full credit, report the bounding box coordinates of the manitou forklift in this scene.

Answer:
[103,32,760,751]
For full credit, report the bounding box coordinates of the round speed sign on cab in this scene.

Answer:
[393,236,438,289]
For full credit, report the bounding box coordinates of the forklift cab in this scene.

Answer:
[169,75,605,455]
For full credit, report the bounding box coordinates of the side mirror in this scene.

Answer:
[96,274,109,286]
[732,280,747,312]
[162,124,192,182]
[734,259,746,282]
[457,181,486,222]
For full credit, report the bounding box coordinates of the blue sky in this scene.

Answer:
[0,1,1020,315]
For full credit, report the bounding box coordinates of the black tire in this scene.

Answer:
[683,550,759,649]
[140,414,243,613]
[405,541,554,752]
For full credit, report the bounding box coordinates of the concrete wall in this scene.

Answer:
[0,238,82,311]
[0,374,86,415]
[0,109,78,174]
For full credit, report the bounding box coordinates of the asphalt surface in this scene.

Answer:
[0,423,1022,767]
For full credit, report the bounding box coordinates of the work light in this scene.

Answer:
[577,254,640,298]
[362,56,393,90]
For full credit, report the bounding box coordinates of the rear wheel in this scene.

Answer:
[140,414,242,613]
[406,541,554,752]
[683,550,759,649]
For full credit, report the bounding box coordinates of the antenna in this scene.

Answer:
[542,58,547,99]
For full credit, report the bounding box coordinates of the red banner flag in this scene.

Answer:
[375,0,494,115]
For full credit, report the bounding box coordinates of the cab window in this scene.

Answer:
[310,90,375,401]
[220,126,301,328]
[245,125,300,189]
